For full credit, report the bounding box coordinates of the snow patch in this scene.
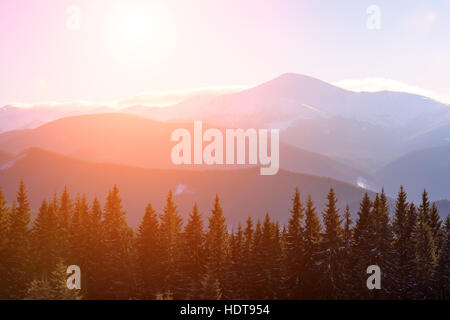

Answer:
[301,103,321,113]
[357,176,368,189]
[0,154,26,170]
[174,183,187,196]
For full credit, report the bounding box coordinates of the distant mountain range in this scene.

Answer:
[1,73,450,205]
[0,113,368,186]
[377,145,450,200]
[0,148,378,227]
[0,104,114,133]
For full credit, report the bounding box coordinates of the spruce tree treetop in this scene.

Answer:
[160,191,182,239]
[304,195,321,245]
[288,188,304,238]
[354,192,372,245]
[418,189,431,226]
[184,203,204,268]
[185,203,203,242]
[322,188,343,250]
[139,203,159,236]
[10,180,31,240]
[436,215,450,299]
[104,185,126,224]
[393,186,408,238]
[244,217,254,245]
[206,195,228,262]
[343,204,353,247]
[59,186,73,224]
[429,203,442,242]
[90,196,103,226]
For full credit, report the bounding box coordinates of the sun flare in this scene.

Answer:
[104,2,176,63]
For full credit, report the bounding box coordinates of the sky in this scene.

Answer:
[0,0,449,108]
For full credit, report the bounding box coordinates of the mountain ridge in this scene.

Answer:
[0,147,378,227]
[0,113,370,186]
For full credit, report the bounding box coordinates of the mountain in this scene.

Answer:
[0,113,369,186]
[376,145,450,201]
[405,121,450,152]
[0,104,115,133]
[115,74,450,170]
[2,73,450,186]
[0,113,178,168]
[137,74,450,128]
[0,148,377,227]
[279,143,369,186]
[136,73,350,126]
[280,116,401,172]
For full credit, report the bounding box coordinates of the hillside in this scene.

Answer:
[377,145,450,201]
[2,73,450,172]
[0,150,15,166]
[0,113,369,186]
[0,148,377,227]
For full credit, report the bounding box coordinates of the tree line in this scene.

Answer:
[0,181,449,300]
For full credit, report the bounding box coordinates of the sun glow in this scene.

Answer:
[104,1,177,64]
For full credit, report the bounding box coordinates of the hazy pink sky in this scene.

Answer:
[1,0,449,107]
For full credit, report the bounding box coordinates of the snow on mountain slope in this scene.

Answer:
[133,73,450,130]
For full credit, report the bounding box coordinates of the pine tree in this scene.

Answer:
[0,187,8,248]
[32,200,59,277]
[436,216,450,299]
[0,187,10,299]
[372,189,395,299]
[404,203,419,298]
[248,220,265,299]
[136,203,162,299]
[418,190,431,226]
[258,213,283,299]
[414,191,438,299]
[159,191,184,299]
[241,217,254,299]
[301,195,322,299]
[285,188,304,298]
[5,180,32,299]
[318,188,344,299]
[343,205,353,247]
[205,195,230,298]
[350,192,374,299]
[341,204,354,298]
[84,196,105,299]
[429,203,442,253]
[229,224,245,299]
[278,224,289,299]
[68,194,90,268]
[101,185,134,299]
[270,221,284,299]
[392,186,416,299]
[415,223,438,299]
[57,187,73,260]
[182,203,205,298]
